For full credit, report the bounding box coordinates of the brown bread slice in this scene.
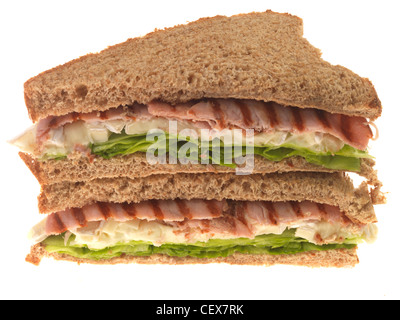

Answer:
[26,243,359,267]
[24,11,381,122]
[19,152,379,185]
[37,171,376,224]
[20,152,384,205]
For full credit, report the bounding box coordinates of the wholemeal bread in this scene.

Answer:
[37,171,376,224]
[26,242,359,267]
[21,11,382,268]
[20,152,384,205]
[24,11,381,122]
[19,152,379,185]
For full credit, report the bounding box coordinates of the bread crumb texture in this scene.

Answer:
[24,11,381,122]
[19,152,382,195]
[38,171,377,224]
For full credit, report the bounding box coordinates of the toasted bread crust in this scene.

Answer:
[26,242,359,267]
[24,11,381,122]
[37,171,376,224]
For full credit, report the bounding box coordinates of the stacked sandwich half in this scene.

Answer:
[13,11,384,267]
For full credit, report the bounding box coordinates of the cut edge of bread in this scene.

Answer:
[23,11,382,122]
[37,171,377,224]
[20,152,385,206]
[26,242,359,268]
[18,151,378,185]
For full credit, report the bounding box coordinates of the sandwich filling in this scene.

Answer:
[29,200,377,260]
[12,99,374,171]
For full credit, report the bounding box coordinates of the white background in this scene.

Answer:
[1,0,399,300]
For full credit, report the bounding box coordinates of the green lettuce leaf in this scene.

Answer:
[42,229,358,261]
[89,131,372,171]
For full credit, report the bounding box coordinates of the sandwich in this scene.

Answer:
[12,11,384,267]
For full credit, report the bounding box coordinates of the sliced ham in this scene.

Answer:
[44,200,227,235]
[36,106,132,147]
[43,199,356,238]
[148,99,372,150]
[36,98,373,151]
[147,101,194,121]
